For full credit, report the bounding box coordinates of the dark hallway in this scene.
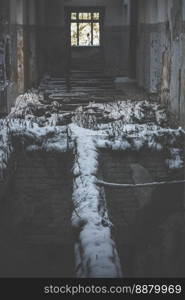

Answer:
[0,0,185,281]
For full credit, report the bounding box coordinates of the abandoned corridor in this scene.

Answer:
[0,0,185,278]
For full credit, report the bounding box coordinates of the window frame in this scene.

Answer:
[69,8,102,48]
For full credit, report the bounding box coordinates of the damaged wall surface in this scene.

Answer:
[0,0,38,115]
[136,0,185,128]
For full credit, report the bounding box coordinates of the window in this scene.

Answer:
[70,12,100,47]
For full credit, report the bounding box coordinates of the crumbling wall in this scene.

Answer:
[0,0,11,114]
[166,0,185,125]
[0,0,39,115]
[137,0,185,128]
[137,0,168,93]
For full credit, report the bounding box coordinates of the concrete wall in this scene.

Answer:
[41,0,131,76]
[137,0,185,128]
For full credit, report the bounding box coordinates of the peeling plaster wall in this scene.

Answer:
[0,0,11,114]
[0,0,39,114]
[16,0,38,92]
[180,2,185,128]
[26,0,38,88]
[137,0,185,128]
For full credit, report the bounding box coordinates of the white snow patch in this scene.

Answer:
[75,100,168,128]
[70,125,122,278]
[166,148,184,169]
[9,92,40,119]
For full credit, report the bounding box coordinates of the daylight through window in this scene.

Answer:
[71,12,100,47]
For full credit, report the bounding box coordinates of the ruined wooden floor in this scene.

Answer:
[39,70,148,111]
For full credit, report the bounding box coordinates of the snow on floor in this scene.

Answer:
[9,91,73,127]
[0,116,72,180]
[73,100,168,128]
[10,120,73,153]
[95,125,184,170]
[0,91,184,277]
[70,124,122,278]
[166,148,184,170]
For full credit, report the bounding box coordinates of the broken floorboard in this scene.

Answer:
[39,71,148,111]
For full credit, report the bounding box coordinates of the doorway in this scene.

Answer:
[65,7,104,73]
